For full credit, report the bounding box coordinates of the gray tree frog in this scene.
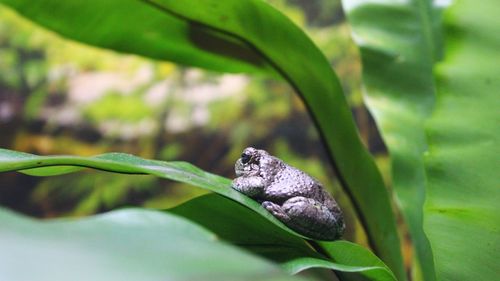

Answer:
[231,147,345,240]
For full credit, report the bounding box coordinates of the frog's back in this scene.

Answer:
[263,161,324,202]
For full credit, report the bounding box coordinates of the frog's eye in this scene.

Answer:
[241,153,251,164]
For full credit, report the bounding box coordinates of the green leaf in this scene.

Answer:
[0,148,398,281]
[170,194,397,281]
[423,0,500,280]
[319,241,397,281]
[0,207,309,281]
[140,1,404,278]
[0,0,270,73]
[0,148,300,237]
[341,0,442,280]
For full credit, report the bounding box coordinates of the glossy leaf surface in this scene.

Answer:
[0,149,397,280]
[0,148,296,237]
[0,0,269,73]
[423,0,500,280]
[170,194,397,281]
[0,207,308,281]
[341,0,441,279]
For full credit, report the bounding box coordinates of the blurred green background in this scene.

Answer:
[0,0,393,258]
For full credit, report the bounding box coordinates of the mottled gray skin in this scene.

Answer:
[232,147,345,240]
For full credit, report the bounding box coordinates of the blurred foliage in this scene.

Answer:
[0,1,382,249]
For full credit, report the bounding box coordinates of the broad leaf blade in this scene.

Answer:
[0,0,270,73]
[0,207,307,281]
[170,193,308,249]
[424,0,500,280]
[341,0,442,279]
[143,1,404,277]
[0,148,398,281]
[170,194,397,281]
[319,241,397,281]
[0,148,299,237]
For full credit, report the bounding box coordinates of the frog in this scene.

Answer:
[231,147,345,241]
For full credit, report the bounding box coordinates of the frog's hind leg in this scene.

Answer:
[263,196,342,240]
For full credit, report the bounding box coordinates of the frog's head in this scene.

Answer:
[235,147,269,177]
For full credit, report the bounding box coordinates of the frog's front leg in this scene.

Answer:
[263,196,343,240]
[231,176,265,197]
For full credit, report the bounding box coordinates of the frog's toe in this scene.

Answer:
[262,201,290,221]
[262,201,280,213]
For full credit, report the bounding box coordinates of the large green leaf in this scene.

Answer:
[0,0,404,275]
[0,148,397,280]
[0,207,308,281]
[170,194,397,281]
[423,0,500,280]
[0,0,269,73]
[0,148,297,237]
[341,0,442,279]
[140,1,404,278]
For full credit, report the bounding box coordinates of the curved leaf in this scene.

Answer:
[0,148,397,281]
[319,241,397,281]
[0,207,308,281]
[0,0,270,73]
[141,1,404,278]
[170,194,397,281]
[0,148,301,238]
[341,0,442,279]
[423,0,500,280]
